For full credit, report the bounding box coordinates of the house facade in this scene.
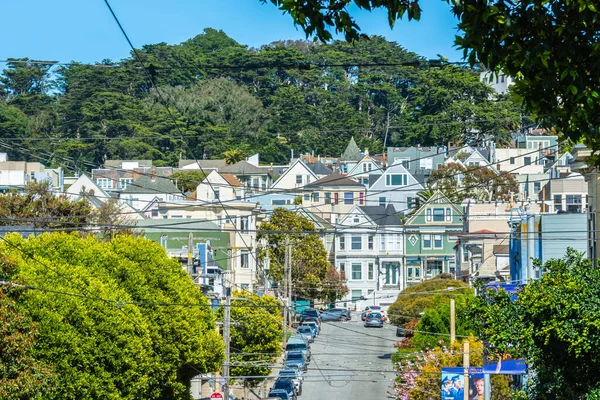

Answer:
[0,153,62,192]
[366,163,423,214]
[386,146,446,179]
[540,173,587,213]
[347,154,382,187]
[404,191,463,284]
[301,173,366,223]
[195,170,244,203]
[120,174,184,211]
[220,160,271,196]
[270,159,318,190]
[335,205,404,307]
[144,200,264,290]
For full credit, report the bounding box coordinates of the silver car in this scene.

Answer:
[364,312,384,328]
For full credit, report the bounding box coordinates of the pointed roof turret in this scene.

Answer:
[342,136,361,161]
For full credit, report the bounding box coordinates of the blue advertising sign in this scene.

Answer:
[483,357,527,374]
[441,367,484,400]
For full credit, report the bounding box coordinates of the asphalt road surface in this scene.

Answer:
[301,314,398,400]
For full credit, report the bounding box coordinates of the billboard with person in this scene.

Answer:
[441,367,484,400]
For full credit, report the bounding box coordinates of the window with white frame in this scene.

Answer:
[423,234,432,248]
[426,208,432,222]
[368,235,374,250]
[119,178,133,189]
[339,236,345,250]
[433,208,445,222]
[97,178,112,189]
[386,174,407,186]
[351,235,362,250]
[420,158,433,169]
[445,208,452,222]
[240,250,249,268]
[240,216,249,233]
[344,192,354,205]
[380,234,386,250]
[368,263,374,280]
[434,234,443,249]
[213,187,220,200]
[296,175,302,184]
[339,263,345,274]
[351,263,362,280]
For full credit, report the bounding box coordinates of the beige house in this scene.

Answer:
[300,173,366,223]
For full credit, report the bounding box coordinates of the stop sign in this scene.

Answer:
[210,393,223,399]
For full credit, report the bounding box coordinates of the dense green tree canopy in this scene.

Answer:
[0,233,224,400]
[0,29,523,172]
[470,250,600,399]
[217,290,282,386]
[387,276,470,326]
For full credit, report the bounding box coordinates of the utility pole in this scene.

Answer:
[287,236,293,329]
[187,232,194,277]
[222,294,231,400]
[282,235,289,348]
[463,341,470,400]
[450,298,456,345]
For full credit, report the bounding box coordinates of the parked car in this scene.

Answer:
[278,370,303,395]
[300,309,322,324]
[300,320,319,337]
[286,335,311,362]
[329,307,351,320]
[364,312,384,328]
[267,389,291,400]
[320,310,349,321]
[284,351,308,372]
[361,305,382,321]
[296,325,315,342]
[271,378,297,400]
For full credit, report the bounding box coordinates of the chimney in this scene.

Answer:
[151,168,156,182]
[365,148,369,156]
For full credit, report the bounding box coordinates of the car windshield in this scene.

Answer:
[274,380,293,390]
[280,370,296,376]
[368,312,381,318]
[287,352,303,360]
[298,326,311,333]
[286,343,305,351]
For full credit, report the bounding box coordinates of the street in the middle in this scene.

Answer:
[299,313,398,400]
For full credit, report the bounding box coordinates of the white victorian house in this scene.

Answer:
[270,159,318,191]
[366,163,423,214]
[335,205,404,310]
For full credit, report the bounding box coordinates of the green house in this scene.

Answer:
[404,191,463,284]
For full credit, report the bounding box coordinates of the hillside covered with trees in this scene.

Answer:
[0,28,524,173]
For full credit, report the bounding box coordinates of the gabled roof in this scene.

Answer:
[342,137,362,161]
[270,159,318,189]
[307,161,333,176]
[220,160,266,175]
[305,173,364,188]
[368,163,420,188]
[220,173,243,187]
[405,190,463,226]
[121,175,181,195]
[347,154,382,176]
[359,205,403,226]
[178,159,228,170]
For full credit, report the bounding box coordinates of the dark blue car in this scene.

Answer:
[284,351,307,372]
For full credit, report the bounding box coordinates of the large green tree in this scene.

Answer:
[470,250,600,399]
[258,208,347,302]
[0,233,224,400]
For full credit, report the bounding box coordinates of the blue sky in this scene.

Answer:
[0,0,462,64]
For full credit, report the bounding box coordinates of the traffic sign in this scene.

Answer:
[210,393,223,399]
